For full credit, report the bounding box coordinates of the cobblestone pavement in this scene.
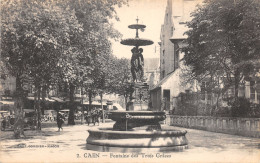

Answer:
[0,122,259,163]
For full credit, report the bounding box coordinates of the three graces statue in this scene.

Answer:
[130,47,144,82]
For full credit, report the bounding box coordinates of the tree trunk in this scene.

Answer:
[81,87,84,125]
[35,85,41,130]
[13,76,25,138]
[41,85,47,115]
[68,83,75,125]
[34,89,37,127]
[100,93,104,123]
[89,90,92,111]
[124,94,128,110]
[212,92,220,116]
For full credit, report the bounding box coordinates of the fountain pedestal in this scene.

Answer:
[126,82,149,111]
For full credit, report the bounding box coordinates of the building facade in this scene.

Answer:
[151,0,260,114]
[0,75,16,98]
[143,58,160,89]
[159,0,199,80]
[151,0,201,112]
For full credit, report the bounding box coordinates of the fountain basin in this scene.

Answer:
[109,111,165,121]
[128,24,146,29]
[120,38,154,46]
[86,127,188,153]
[109,111,166,130]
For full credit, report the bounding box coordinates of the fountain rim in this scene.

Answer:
[109,110,166,116]
[87,127,188,135]
[109,110,165,113]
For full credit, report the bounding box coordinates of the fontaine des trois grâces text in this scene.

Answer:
[77,152,171,159]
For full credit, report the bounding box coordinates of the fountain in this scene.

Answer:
[86,18,188,152]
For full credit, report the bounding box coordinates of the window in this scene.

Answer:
[166,14,168,24]
[201,82,206,100]
[222,87,235,100]
[175,49,179,69]
[238,84,245,97]
[171,26,174,35]
[250,81,256,100]
[174,44,179,70]
[29,85,34,94]
[207,82,212,100]
[227,87,235,98]
[162,70,165,79]
[4,89,11,96]
[163,50,165,56]
[257,81,260,103]
[76,88,81,94]
[201,81,212,101]
[162,35,165,46]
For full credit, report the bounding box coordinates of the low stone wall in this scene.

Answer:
[166,115,260,138]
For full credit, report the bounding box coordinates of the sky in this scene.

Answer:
[111,0,167,59]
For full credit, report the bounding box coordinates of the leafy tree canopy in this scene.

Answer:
[183,0,260,96]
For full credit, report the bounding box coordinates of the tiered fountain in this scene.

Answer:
[86,18,188,152]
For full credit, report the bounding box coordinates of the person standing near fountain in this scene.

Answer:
[57,111,65,132]
[85,110,91,126]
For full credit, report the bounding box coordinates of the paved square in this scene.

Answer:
[0,122,259,162]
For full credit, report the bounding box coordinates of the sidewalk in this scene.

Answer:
[0,122,259,163]
[0,122,113,163]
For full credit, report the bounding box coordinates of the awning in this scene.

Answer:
[83,101,106,106]
[27,97,55,102]
[24,109,35,113]
[50,97,67,103]
[0,110,9,113]
[60,109,69,112]
[0,101,14,105]
[50,97,81,103]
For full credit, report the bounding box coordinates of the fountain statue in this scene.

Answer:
[86,18,188,152]
[121,17,154,111]
[121,17,153,83]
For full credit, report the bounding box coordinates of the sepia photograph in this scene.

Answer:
[0,0,260,162]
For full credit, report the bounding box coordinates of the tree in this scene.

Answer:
[109,58,133,108]
[90,54,132,109]
[1,0,128,134]
[183,0,260,102]
[1,0,82,136]
[55,0,127,125]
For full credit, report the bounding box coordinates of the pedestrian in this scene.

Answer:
[1,116,7,131]
[91,107,98,126]
[85,110,91,126]
[94,109,101,126]
[57,111,64,132]
[98,109,102,123]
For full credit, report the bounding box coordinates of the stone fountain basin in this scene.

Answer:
[86,127,188,152]
[109,111,166,130]
[109,111,166,121]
